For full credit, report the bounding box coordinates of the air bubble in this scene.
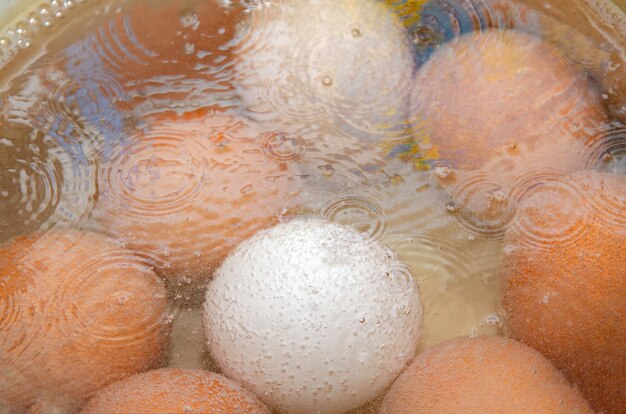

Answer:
[180,12,200,30]
[434,163,454,181]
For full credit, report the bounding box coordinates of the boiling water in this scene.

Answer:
[0,0,624,413]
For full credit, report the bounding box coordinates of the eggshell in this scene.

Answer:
[410,29,606,172]
[380,336,593,414]
[203,218,423,414]
[102,0,243,84]
[81,368,269,414]
[0,230,170,412]
[502,170,626,414]
[93,115,298,303]
[234,0,415,141]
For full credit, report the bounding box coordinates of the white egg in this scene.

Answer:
[203,218,423,414]
[234,0,415,142]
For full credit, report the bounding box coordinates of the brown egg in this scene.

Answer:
[93,114,299,303]
[380,336,593,414]
[107,0,243,82]
[502,170,626,414]
[81,368,269,414]
[86,0,245,119]
[411,29,606,172]
[0,230,170,412]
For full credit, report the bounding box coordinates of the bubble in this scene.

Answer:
[179,11,199,29]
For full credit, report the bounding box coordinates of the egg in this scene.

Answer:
[81,368,269,414]
[295,143,505,348]
[0,230,170,412]
[203,218,423,414]
[380,336,593,414]
[234,0,415,142]
[502,170,626,414]
[98,0,242,86]
[410,29,606,172]
[92,114,298,303]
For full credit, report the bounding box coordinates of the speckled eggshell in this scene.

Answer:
[81,368,269,414]
[203,218,423,414]
[380,336,593,414]
[502,170,626,414]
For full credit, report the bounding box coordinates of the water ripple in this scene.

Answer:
[578,170,626,231]
[407,0,539,65]
[0,231,170,411]
[322,195,387,240]
[51,249,170,347]
[507,173,589,252]
[585,126,626,174]
[258,131,307,163]
[78,0,246,118]
[92,116,300,303]
[445,170,516,238]
[0,122,63,242]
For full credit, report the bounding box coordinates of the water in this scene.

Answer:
[0,0,624,413]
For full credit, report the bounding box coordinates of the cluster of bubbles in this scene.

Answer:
[0,0,87,68]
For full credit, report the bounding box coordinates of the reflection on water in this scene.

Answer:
[0,0,624,413]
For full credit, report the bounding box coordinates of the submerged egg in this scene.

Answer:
[234,0,415,141]
[502,170,626,414]
[203,218,423,414]
[81,368,269,414]
[104,0,242,83]
[411,29,606,172]
[0,231,170,412]
[380,336,593,413]
[93,115,298,303]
